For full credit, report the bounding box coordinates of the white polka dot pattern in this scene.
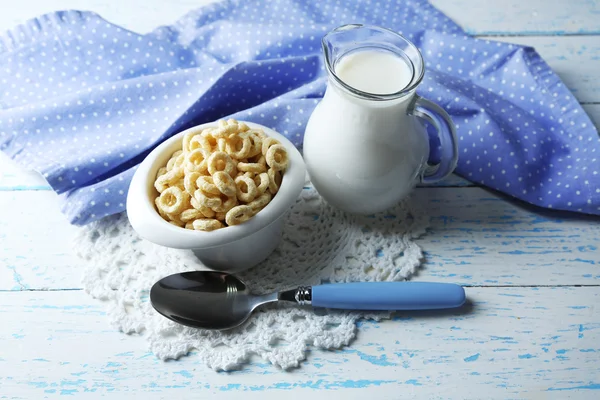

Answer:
[0,1,598,224]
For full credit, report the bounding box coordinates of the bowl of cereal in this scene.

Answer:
[126,119,306,272]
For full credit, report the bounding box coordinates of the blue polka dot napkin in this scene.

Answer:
[0,0,598,225]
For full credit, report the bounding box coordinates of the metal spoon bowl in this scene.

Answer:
[150,271,278,330]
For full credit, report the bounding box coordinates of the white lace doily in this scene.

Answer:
[74,184,429,371]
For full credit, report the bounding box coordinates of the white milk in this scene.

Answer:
[335,50,413,94]
[303,49,429,214]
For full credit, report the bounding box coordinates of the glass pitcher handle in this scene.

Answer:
[411,96,459,183]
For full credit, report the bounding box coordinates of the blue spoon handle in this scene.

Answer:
[310,282,466,310]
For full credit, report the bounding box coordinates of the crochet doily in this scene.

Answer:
[75,184,429,370]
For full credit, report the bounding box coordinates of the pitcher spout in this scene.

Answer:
[321,24,365,77]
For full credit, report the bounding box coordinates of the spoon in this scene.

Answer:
[150,271,466,330]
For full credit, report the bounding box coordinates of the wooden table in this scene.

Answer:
[1,0,599,398]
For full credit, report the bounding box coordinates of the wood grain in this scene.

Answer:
[583,104,600,127]
[0,287,598,398]
[0,190,80,291]
[1,188,598,291]
[0,153,51,191]
[1,0,599,36]
[432,0,600,36]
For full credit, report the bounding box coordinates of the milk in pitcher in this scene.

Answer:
[335,50,412,95]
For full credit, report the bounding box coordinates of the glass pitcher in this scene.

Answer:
[303,24,458,214]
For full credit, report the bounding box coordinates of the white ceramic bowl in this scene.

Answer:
[126,121,306,272]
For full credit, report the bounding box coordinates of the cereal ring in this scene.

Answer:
[215,211,226,221]
[268,168,282,194]
[237,162,266,173]
[171,166,185,180]
[266,144,288,171]
[181,190,192,208]
[216,137,227,152]
[188,135,206,153]
[221,118,240,132]
[235,175,259,203]
[213,124,237,138]
[199,205,216,218]
[180,208,204,223]
[261,136,279,156]
[157,186,186,215]
[154,176,170,193]
[156,167,168,179]
[212,171,237,197]
[250,128,266,139]
[185,149,210,173]
[201,129,218,149]
[174,179,187,193]
[169,194,191,219]
[190,196,201,210]
[154,167,184,193]
[182,129,201,153]
[194,189,222,209]
[225,205,254,226]
[167,157,177,171]
[213,194,238,213]
[226,135,252,159]
[240,131,262,157]
[184,171,201,195]
[154,202,180,223]
[237,121,250,132]
[175,153,186,168]
[189,198,216,218]
[249,132,263,157]
[155,197,169,218]
[197,175,222,196]
[235,171,254,178]
[248,191,272,212]
[192,219,224,231]
[169,220,185,227]
[254,172,269,193]
[166,151,185,171]
[247,153,267,165]
[207,151,236,176]
[193,134,213,152]
[166,209,185,222]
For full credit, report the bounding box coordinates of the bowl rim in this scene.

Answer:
[126,121,306,249]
